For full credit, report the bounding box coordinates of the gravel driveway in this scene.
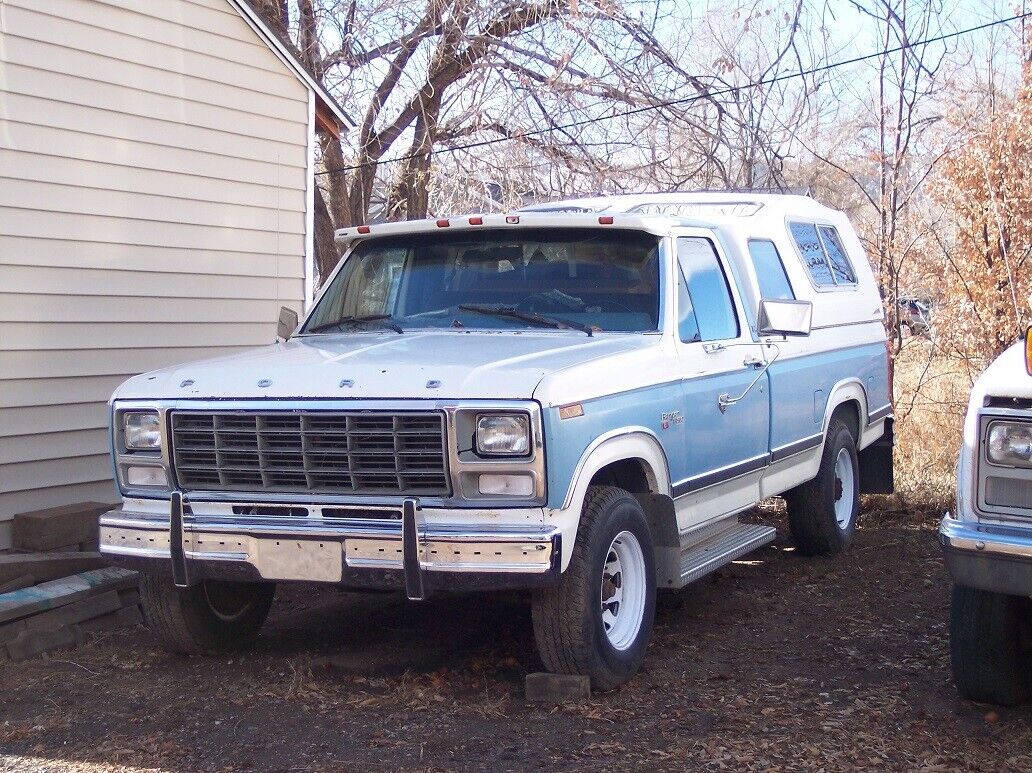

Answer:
[2,506,1030,771]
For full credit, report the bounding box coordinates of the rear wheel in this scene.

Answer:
[786,418,859,556]
[950,584,1032,706]
[140,575,275,655]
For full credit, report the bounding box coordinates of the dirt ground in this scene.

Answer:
[2,505,1031,772]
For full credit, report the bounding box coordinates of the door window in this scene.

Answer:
[747,239,795,300]
[677,238,740,342]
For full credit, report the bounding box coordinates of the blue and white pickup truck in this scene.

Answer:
[942,327,1032,705]
[101,192,893,689]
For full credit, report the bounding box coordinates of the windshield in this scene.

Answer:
[302,228,661,334]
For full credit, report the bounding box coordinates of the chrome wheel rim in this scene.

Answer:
[601,530,647,651]
[833,447,856,530]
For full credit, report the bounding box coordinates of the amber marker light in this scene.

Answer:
[1025,325,1031,376]
[558,403,584,420]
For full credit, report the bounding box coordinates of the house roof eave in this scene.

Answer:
[226,0,354,130]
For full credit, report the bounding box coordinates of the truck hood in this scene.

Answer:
[112,331,657,402]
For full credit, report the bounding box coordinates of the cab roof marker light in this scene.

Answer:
[468,216,483,225]
[506,216,520,224]
[598,216,614,225]
[357,225,370,234]
[436,218,450,228]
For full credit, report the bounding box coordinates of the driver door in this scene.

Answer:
[671,234,771,531]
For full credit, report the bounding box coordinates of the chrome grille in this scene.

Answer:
[170,411,449,495]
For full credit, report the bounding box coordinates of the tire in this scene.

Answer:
[786,418,859,556]
[950,584,1032,706]
[531,486,656,691]
[139,574,275,655]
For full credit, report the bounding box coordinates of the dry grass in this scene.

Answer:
[889,337,982,513]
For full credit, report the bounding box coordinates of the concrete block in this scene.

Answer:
[0,552,108,586]
[12,502,112,552]
[525,672,591,702]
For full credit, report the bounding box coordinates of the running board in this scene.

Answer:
[677,523,776,587]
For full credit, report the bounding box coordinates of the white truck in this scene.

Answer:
[941,326,1032,705]
[101,192,893,689]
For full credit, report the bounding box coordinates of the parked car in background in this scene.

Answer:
[898,296,933,337]
[100,192,893,689]
[941,327,1032,705]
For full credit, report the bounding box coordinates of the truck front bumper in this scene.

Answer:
[940,513,1032,597]
[100,495,561,598]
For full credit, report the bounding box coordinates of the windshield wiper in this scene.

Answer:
[306,314,403,334]
[458,304,593,337]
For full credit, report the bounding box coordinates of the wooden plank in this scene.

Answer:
[0,482,118,530]
[0,566,137,624]
[76,602,143,634]
[0,551,108,585]
[12,502,109,551]
[4,625,78,661]
[20,590,123,634]
[0,575,34,594]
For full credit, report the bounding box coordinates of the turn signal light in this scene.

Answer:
[1025,326,1031,376]
[357,225,370,234]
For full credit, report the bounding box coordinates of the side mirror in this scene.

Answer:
[277,306,299,340]
[758,299,813,337]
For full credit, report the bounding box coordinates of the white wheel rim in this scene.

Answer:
[833,447,856,530]
[601,530,647,651]
[203,582,253,623]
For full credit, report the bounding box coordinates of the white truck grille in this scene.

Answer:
[170,411,449,496]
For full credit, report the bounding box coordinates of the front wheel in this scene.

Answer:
[951,584,1032,706]
[140,575,275,655]
[786,418,859,556]
[531,486,656,691]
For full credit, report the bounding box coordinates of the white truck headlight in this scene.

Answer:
[987,421,1032,468]
[476,414,530,456]
[124,411,162,451]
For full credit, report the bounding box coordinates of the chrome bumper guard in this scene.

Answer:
[940,514,1032,597]
[100,495,561,600]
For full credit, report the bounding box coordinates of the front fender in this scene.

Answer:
[546,428,672,570]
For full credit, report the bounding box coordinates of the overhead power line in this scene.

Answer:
[315,12,1029,178]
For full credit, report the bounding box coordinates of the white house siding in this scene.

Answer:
[0,0,311,546]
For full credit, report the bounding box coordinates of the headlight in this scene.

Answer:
[987,421,1032,468]
[476,414,530,456]
[124,411,161,451]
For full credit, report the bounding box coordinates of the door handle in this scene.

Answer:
[743,355,764,369]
